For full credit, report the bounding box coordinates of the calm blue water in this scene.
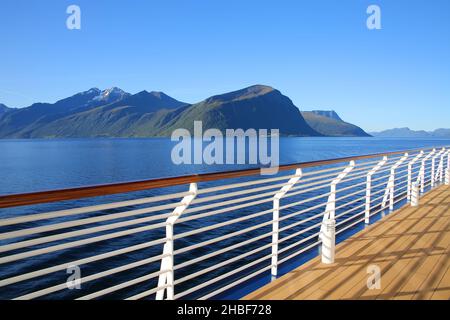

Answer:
[1,137,449,195]
[0,137,448,300]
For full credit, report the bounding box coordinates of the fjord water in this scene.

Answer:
[0,137,449,299]
[1,137,449,195]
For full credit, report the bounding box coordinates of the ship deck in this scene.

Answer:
[245,185,450,300]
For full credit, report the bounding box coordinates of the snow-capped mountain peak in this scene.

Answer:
[84,88,101,95]
[93,87,130,102]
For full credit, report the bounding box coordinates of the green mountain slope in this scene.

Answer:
[301,110,371,137]
[158,85,321,136]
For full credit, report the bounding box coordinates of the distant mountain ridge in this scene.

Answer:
[0,85,370,138]
[301,110,371,137]
[370,127,450,138]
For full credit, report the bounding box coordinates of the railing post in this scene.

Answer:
[382,153,408,212]
[320,161,355,264]
[431,152,436,188]
[407,151,424,202]
[446,167,450,186]
[271,168,302,279]
[420,149,436,193]
[446,150,450,185]
[431,148,445,188]
[321,218,336,264]
[390,153,408,211]
[438,149,445,184]
[411,182,420,207]
[156,183,197,300]
[365,156,387,224]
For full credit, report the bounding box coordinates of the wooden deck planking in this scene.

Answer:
[245,185,450,300]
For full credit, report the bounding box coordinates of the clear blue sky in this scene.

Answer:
[0,0,449,131]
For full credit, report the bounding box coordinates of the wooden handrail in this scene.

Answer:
[0,147,441,209]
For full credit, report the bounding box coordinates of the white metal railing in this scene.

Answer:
[0,146,449,300]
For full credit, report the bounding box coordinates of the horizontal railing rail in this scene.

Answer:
[0,145,449,300]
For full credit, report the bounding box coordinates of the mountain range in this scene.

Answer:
[370,127,450,138]
[0,85,370,138]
